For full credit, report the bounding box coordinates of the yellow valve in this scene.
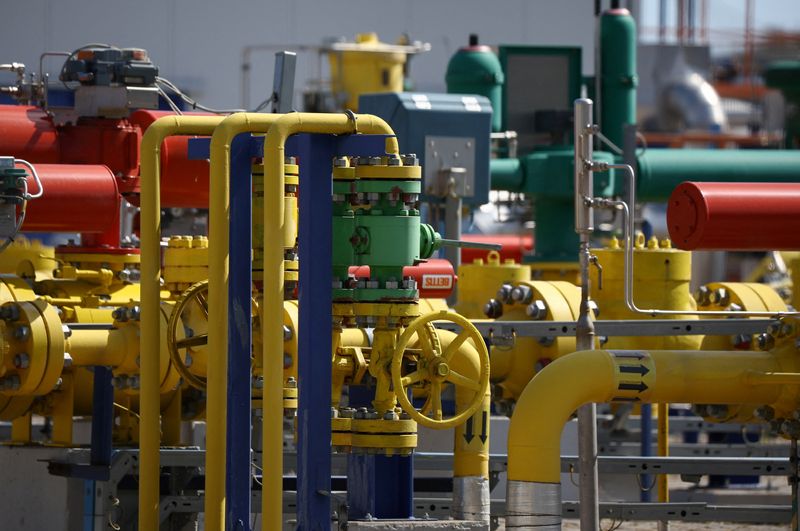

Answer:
[166,280,210,390]
[391,310,489,429]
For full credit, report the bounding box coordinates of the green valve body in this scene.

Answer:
[331,157,424,302]
[446,41,505,132]
[600,8,637,148]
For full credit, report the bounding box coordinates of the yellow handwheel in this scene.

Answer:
[391,310,489,430]
[167,280,209,390]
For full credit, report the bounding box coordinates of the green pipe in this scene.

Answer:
[490,158,524,192]
[637,149,800,202]
[600,8,637,149]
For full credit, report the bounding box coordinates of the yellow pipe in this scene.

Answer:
[509,349,782,484]
[506,348,785,529]
[206,112,282,530]
[68,328,127,367]
[744,371,800,386]
[261,112,397,530]
[140,115,224,531]
[657,402,669,505]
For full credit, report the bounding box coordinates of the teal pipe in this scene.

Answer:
[637,149,800,202]
[490,158,524,192]
[600,8,637,149]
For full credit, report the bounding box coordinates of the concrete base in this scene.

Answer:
[347,520,488,530]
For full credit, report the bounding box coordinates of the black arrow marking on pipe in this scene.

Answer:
[612,396,641,402]
[619,364,650,376]
[479,411,488,444]
[464,416,474,444]
[618,381,648,393]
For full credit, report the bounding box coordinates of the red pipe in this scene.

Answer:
[349,259,457,299]
[667,181,800,250]
[461,233,532,264]
[20,163,120,239]
[129,110,211,208]
[0,106,60,162]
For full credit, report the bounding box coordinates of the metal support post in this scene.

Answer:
[227,132,254,529]
[444,191,462,306]
[90,366,114,468]
[574,98,600,531]
[657,403,670,531]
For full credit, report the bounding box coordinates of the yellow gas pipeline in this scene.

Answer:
[506,346,794,529]
[139,115,224,531]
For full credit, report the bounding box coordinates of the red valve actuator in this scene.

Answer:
[668,181,800,250]
[349,259,457,299]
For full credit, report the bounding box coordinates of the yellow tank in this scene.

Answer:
[591,235,701,350]
[328,33,407,111]
[454,250,530,319]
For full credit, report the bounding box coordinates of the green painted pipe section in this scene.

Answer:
[490,158,524,192]
[446,42,505,132]
[636,148,800,202]
[600,9,637,149]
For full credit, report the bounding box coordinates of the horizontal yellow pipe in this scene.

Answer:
[206,113,281,531]
[262,112,398,531]
[744,371,800,386]
[139,114,224,531]
[508,349,782,484]
[68,328,127,367]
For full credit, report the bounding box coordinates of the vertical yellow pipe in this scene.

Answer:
[261,112,397,531]
[139,115,223,531]
[657,402,669,530]
[206,113,280,530]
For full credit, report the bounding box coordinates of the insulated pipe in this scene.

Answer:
[206,112,282,531]
[139,115,224,531]
[261,112,398,531]
[667,182,800,250]
[506,348,783,530]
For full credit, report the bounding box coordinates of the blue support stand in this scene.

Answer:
[90,366,114,468]
[295,133,336,530]
[640,403,653,502]
[227,133,254,530]
[346,386,414,520]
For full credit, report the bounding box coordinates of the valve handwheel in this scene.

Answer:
[391,310,489,429]
[167,280,209,390]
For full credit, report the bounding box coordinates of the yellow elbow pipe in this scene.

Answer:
[506,348,784,529]
[139,115,223,531]
[206,112,282,531]
[262,112,397,530]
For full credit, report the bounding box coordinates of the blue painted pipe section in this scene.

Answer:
[640,403,653,502]
[226,133,254,530]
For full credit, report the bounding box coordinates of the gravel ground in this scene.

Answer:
[562,522,788,530]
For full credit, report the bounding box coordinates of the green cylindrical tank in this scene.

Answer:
[446,34,505,132]
[764,61,800,148]
[600,8,637,148]
[636,148,800,202]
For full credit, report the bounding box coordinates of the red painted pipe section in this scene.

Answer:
[0,106,60,162]
[129,110,211,208]
[668,181,800,250]
[349,259,457,299]
[20,163,120,236]
[461,233,532,263]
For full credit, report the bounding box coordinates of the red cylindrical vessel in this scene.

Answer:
[349,259,457,299]
[0,106,60,162]
[668,181,800,250]
[461,233,533,264]
[129,110,211,208]
[21,163,120,235]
